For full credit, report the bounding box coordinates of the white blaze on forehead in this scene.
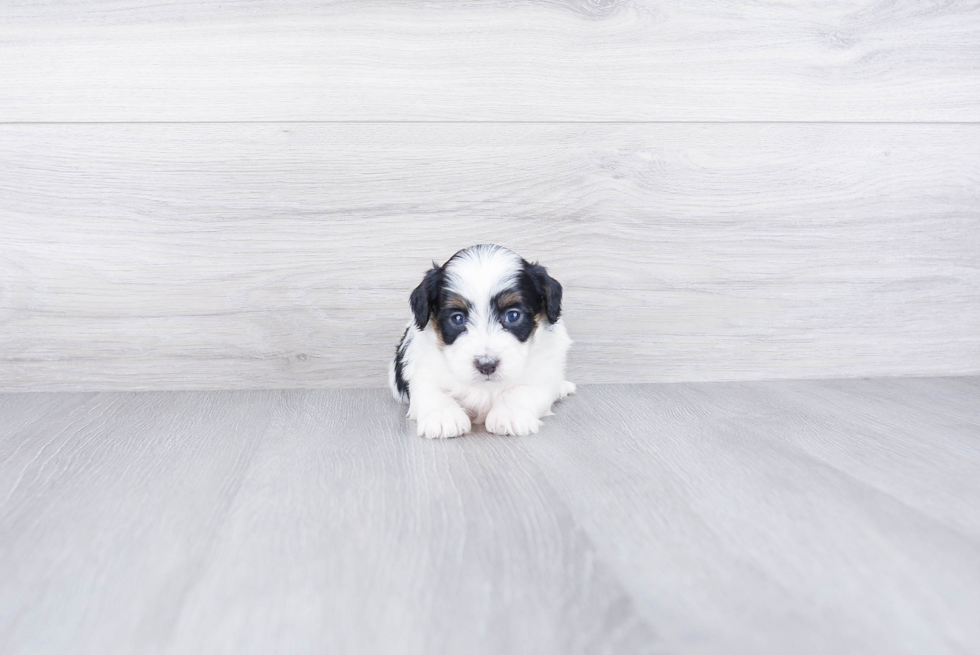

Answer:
[443,245,522,312]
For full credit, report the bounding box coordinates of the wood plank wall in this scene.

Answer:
[1,1,978,390]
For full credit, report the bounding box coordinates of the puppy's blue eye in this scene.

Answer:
[505,309,522,323]
[450,312,466,326]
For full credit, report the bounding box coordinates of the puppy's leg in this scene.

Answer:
[559,381,577,398]
[485,385,559,437]
[409,384,471,439]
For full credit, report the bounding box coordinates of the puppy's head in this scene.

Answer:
[410,244,562,384]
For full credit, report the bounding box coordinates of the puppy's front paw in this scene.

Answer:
[416,405,472,439]
[559,381,577,398]
[485,404,542,437]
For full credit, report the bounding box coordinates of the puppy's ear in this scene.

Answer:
[410,263,444,330]
[524,261,563,324]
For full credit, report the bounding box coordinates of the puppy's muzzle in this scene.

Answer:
[474,356,499,377]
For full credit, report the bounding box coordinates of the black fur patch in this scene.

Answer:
[435,294,471,346]
[519,260,563,324]
[410,262,475,346]
[393,326,410,400]
[491,290,537,342]
[410,263,446,331]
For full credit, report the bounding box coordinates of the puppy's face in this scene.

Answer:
[410,245,562,385]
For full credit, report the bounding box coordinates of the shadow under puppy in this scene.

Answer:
[390,244,575,438]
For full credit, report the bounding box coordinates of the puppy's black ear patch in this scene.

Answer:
[410,263,444,330]
[523,261,563,324]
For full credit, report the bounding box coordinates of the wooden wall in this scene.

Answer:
[1,1,978,390]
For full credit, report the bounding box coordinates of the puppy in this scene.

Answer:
[389,244,575,438]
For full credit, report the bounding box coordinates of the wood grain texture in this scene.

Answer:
[1,378,978,654]
[0,389,658,655]
[527,380,980,653]
[2,123,978,390]
[0,390,280,655]
[1,0,979,121]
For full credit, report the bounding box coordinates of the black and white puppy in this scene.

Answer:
[389,244,575,438]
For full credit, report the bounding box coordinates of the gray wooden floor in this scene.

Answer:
[1,377,978,654]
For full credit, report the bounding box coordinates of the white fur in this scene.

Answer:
[389,245,574,438]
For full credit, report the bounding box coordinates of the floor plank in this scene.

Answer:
[0,391,279,655]
[0,378,977,653]
[165,390,656,655]
[1,1,978,121]
[2,123,978,390]
[529,381,980,654]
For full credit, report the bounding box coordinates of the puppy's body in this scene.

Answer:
[389,245,574,438]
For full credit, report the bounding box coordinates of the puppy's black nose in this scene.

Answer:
[474,356,499,377]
